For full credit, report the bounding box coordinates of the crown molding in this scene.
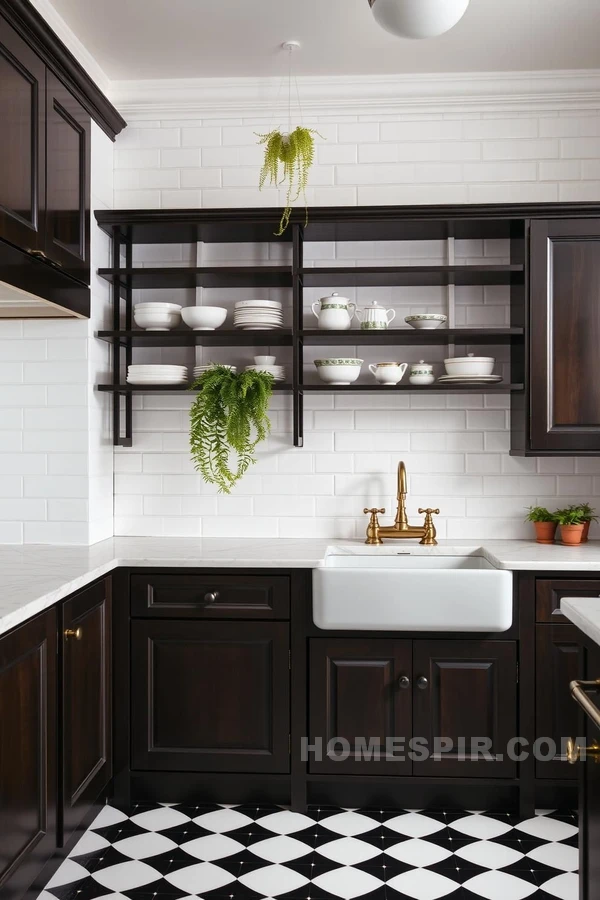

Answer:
[110,69,600,120]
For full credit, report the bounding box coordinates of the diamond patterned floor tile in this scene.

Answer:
[38,805,578,900]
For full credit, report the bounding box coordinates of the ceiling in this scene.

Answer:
[48,0,600,80]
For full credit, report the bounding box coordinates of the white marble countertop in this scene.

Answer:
[561,596,600,648]
[2,536,600,638]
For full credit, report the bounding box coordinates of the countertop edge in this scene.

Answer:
[561,597,600,648]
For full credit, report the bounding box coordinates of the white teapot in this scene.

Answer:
[311,293,356,331]
[356,301,396,330]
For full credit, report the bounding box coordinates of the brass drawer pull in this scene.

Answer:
[64,627,83,641]
[570,678,600,729]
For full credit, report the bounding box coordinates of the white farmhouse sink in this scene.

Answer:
[312,551,513,632]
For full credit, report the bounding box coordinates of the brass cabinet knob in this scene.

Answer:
[203,592,219,604]
[416,676,429,690]
[398,675,411,689]
[64,627,83,641]
[566,738,600,764]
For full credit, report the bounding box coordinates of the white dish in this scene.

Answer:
[237,325,283,330]
[235,300,282,309]
[134,308,181,331]
[444,353,495,376]
[254,356,276,365]
[182,306,227,331]
[315,358,363,386]
[127,378,188,385]
[438,375,503,384]
[134,302,182,311]
[405,314,447,330]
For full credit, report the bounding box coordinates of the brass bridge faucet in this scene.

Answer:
[364,461,440,546]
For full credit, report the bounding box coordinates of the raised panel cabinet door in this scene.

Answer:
[309,639,413,776]
[535,625,582,781]
[45,71,90,283]
[412,640,517,778]
[0,14,45,252]
[0,610,56,900]
[131,620,290,773]
[62,580,112,843]
[536,579,600,624]
[530,219,600,453]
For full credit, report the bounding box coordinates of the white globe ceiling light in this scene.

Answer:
[369,0,470,39]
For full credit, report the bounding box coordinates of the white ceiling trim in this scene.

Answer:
[111,70,600,120]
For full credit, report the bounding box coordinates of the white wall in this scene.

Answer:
[0,123,114,544]
[110,103,600,541]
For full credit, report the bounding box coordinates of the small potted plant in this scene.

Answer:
[554,507,586,546]
[525,506,558,544]
[566,503,597,543]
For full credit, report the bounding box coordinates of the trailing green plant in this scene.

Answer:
[524,506,556,523]
[566,502,598,523]
[189,366,274,494]
[257,126,322,235]
[553,507,586,526]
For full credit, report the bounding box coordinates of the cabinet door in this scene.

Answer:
[530,219,600,453]
[413,640,517,778]
[536,578,600,624]
[0,14,45,253]
[309,639,412,775]
[131,620,290,773]
[0,610,56,900]
[536,625,582,781]
[62,580,112,844]
[45,71,90,283]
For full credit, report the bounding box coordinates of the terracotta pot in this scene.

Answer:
[560,524,585,546]
[582,521,590,543]
[533,521,557,544]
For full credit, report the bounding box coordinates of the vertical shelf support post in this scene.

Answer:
[292,224,304,447]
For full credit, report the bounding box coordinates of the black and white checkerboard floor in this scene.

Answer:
[39,804,578,900]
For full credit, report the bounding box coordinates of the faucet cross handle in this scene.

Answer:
[418,508,440,546]
[364,508,385,546]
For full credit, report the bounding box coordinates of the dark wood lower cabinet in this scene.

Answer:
[309,638,413,776]
[535,625,582,781]
[0,610,56,900]
[131,619,290,774]
[412,640,518,778]
[61,580,112,844]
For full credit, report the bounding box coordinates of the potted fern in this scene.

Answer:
[525,506,557,544]
[189,366,274,494]
[257,126,322,236]
[566,502,597,542]
[554,507,586,546]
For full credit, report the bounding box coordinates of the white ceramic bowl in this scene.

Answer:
[315,358,363,386]
[133,308,181,331]
[254,356,276,365]
[182,306,228,331]
[409,374,435,385]
[405,314,447,330]
[444,354,495,376]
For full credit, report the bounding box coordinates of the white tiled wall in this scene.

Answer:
[0,124,114,544]
[111,104,600,540]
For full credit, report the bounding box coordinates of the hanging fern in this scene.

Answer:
[257,126,322,235]
[189,366,274,493]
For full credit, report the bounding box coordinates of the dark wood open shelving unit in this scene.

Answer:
[94,204,537,447]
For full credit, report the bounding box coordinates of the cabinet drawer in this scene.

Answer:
[131,572,290,619]
[536,579,600,623]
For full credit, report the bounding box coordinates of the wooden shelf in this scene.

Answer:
[301,383,524,393]
[300,327,523,345]
[98,383,293,394]
[97,329,293,347]
[98,266,292,289]
[301,265,524,287]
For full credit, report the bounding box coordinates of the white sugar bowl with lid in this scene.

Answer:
[356,300,396,330]
[311,293,356,331]
[409,360,435,385]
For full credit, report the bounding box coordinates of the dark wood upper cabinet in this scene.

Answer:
[0,610,56,900]
[61,579,112,845]
[0,13,45,253]
[412,640,518,778]
[529,218,600,454]
[45,71,90,283]
[131,619,290,774]
[309,638,413,776]
[535,624,582,781]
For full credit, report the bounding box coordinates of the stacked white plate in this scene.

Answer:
[245,364,286,382]
[127,364,188,385]
[192,364,236,380]
[437,375,503,385]
[234,300,283,330]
